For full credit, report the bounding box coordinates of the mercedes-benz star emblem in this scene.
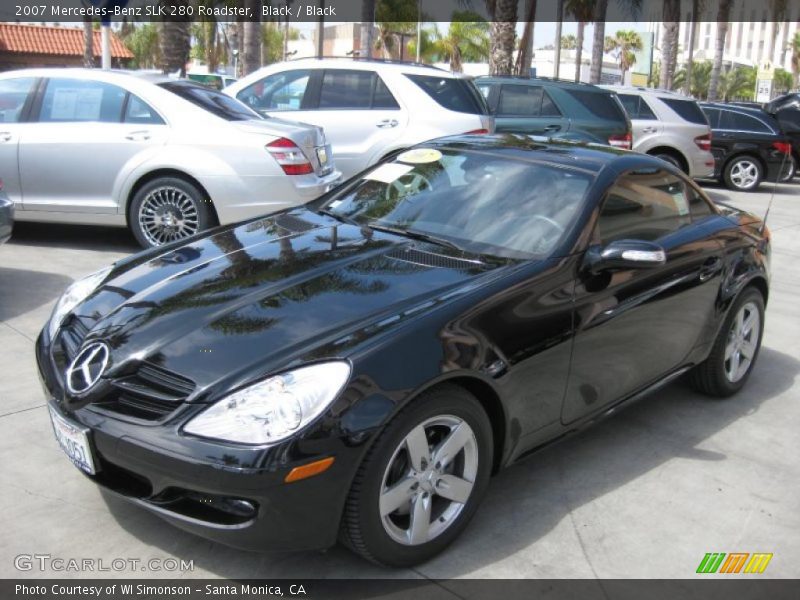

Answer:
[66,342,110,395]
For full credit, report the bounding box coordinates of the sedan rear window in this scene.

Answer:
[661,98,708,125]
[406,74,489,115]
[564,89,626,122]
[160,81,260,121]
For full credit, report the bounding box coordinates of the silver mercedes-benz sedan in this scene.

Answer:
[0,69,341,247]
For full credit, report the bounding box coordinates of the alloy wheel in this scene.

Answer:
[379,415,478,546]
[138,186,200,246]
[724,301,760,383]
[729,160,759,189]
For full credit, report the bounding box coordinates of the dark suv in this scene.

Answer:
[699,103,794,191]
[474,77,631,148]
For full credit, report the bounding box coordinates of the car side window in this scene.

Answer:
[596,170,692,245]
[319,70,372,109]
[124,95,165,125]
[498,85,544,116]
[687,183,715,220]
[638,97,657,120]
[0,77,36,123]
[720,110,772,133]
[702,107,720,128]
[540,90,561,116]
[38,78,126,123]
[237,69,311,111]
[372,76,400,109]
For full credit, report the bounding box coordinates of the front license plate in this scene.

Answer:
[316,146,328,165]
[49,407,96,475]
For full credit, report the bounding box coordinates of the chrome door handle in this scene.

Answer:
[543,124,561,132]
[0,132,12,143]
[125,130,151,141]
[376,119,398,128]
[641,127,657,134]
[699,257,723,282]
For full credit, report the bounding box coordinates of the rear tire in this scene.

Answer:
[723,156,763,191]
[689,287,765,397]
[341,385,493,567]
[129,176,213,248]
[652,151,686,174]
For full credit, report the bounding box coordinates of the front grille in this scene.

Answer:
[59,316,90,362]
[96,363,196,422]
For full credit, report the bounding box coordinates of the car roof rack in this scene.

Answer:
[287,56,447,71]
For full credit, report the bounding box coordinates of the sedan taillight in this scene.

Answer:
[266,138,314,175]
[694,133,712,151]
[772,141,792,155]
[608,132,632,149]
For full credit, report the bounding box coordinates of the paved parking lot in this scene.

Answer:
[1,182,799,580]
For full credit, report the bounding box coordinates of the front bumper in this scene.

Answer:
[37,335,356,552]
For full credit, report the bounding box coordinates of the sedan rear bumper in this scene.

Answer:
[205,170,343,225]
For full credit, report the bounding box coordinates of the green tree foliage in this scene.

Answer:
[120,23,161,70]
[604,29,643,82]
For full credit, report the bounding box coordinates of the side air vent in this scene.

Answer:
[386,247,485,270]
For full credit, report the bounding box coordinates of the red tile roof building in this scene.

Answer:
[0,23,133,70]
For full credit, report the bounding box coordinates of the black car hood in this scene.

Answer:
[74,210,503,401]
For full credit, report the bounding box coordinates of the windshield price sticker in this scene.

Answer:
[364,163,415,184]
[397,148,443,164]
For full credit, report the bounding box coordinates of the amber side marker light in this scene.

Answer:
[284,457,335,483]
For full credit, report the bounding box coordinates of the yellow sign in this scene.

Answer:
[630,73,648,87]
[757,61,774,81]
[397,148,443,164]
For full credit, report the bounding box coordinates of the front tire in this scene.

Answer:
[341,385,493,567]
[689,287,765,397]
[723,156,763,191]
[129,176,213,248]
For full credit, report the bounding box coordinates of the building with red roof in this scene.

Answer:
[0,23,133,71]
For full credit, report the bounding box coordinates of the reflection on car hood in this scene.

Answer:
[75,209,503,399]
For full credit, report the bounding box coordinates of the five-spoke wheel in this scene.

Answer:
[342,385,492,566]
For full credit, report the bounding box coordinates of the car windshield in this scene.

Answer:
[159,81,261,121]
[319,147,593,259]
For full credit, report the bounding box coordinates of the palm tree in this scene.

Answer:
[487,0,518,76]
[82,17,94,68]
[159,21,191,76]
[717,66,756,101]
[605,30,642,83]
[360,0,376,58]
[375,0,418,60]
[707,0,733,102]
[589,0,608,83]
[683,0,703,96]
[561,34,578,50]
[659,0,680,89]
[242,0,262,75]
[565,0,595,83]
[514,0,537,77]
[432,15,490,73]
[774,68,794,94]
[791,33,800,89]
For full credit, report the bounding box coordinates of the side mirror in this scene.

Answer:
[584,239,667,274]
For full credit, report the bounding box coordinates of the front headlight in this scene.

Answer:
[183,362,351,445]
[47,266,113,340]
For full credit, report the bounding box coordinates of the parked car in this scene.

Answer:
[762,94,800,180]
[474,77,632,148]
[699,102,794,191]
[39,135,769,566]
[599,85,714,178]
[0,69,340,248]
[187,72,237,91]
[224,58,495,179]
[0,183,13,245]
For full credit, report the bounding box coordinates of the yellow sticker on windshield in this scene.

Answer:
[397,148,442,164]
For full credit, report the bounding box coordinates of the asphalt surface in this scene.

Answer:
[1,181,798,580]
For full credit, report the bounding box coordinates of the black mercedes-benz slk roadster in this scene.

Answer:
[37,135,770,566]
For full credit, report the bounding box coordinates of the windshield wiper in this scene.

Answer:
[368,224,467,253]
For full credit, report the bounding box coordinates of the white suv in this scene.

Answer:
[599,86,715,178]
[225,58,495,179]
